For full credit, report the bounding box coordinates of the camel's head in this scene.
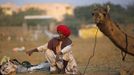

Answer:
[92,6,110,24]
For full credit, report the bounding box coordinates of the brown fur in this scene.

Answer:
[92,6,134,56]
[92,6,134,75]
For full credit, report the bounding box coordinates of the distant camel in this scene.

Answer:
[92,6,134,60]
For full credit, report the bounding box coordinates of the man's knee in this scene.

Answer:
[45,49,56,57]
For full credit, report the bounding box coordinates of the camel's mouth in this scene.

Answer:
[92,16,100,24]
[92,12,101,24]
[95,18,100,24]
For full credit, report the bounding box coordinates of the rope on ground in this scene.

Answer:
[121,33,128,61]
[82,28,98,75]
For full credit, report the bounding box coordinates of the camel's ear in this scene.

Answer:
[106,5,110,13]
[92,4,97,10]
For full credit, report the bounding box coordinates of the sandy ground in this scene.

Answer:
[0,27,134,75]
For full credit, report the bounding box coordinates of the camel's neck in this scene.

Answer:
[97,18,126,50]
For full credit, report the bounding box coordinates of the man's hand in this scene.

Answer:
[56,54,63,62]
[56,51,63,61]
[26,50,33,56]
[56,54,60,61]
[56,51,63,55]
[26,48,38,56]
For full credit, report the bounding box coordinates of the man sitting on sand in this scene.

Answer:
[26,25,78,74]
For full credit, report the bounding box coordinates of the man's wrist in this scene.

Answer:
[32,48,38,52]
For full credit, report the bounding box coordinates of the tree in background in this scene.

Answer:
[126,3,134,24]
[74,2,134,25]
[105,2,127,24]
[61,14,81,36]
[57,3,134,36]
[0,8,45,26]
[74,6,92,24]
[0,2,134,35]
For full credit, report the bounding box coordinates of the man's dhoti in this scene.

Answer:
[45,49,78,74]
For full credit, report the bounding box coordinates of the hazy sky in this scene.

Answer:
[0,0,134,7]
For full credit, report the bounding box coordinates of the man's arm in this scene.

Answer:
[26,43,48,56]
[61,44,72,54]
[37,43,48,52]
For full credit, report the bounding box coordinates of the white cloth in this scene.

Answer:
[61,45,71,54]
[37,43,48,52]
[0,61,17,75]
[28,62,50,72]
[36,43,78,74]
[37,43,72,54]
[45,49,78,74]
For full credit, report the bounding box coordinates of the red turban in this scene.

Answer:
[57,25,71,37]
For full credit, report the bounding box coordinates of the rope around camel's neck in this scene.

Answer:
[96,18,131,56]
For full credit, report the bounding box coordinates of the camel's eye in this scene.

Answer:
[92,13,94,16]
[103,13,106,17]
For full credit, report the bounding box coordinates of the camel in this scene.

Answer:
[92,6,134,58]
[92,5,134,75]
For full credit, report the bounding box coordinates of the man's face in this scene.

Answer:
[58,31,66,40]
